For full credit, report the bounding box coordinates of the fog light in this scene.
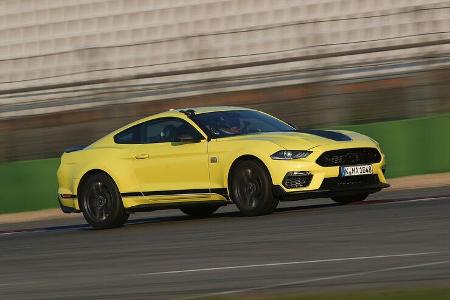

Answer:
[282,171,313,189]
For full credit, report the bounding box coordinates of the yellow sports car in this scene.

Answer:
[57,106,389,228]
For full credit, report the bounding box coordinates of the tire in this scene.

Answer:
[180,204,221,218]
[331,193,369,204]
[230,160,278,216]
[79,173,129,229]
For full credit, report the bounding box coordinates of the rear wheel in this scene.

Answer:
[230,160,278,216]
[331,193,369,204]
[180,204,221,218]
[79,173,129,229]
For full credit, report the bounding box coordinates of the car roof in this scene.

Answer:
[173,106,251,114]
[109,106,253,136]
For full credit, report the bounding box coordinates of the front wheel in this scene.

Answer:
[230,160,278,216]
[79,173,129,229]
[331,193,369,204]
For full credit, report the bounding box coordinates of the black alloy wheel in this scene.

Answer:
[80,173,129,229]
[230,160,278,216]
[331,193,369,204]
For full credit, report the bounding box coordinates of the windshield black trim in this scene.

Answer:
[189,110,296,139]
[187,114,214,141]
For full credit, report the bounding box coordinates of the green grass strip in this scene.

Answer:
[337,114,450,178]
[207,286,450,300]
[0,114,449,213]
[0,158,60,214]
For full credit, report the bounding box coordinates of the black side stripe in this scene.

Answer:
[59,194,77,199]
[211,188,229,198]
[121,192,144,197]
[121,188,228,198]
[143,188,210,196]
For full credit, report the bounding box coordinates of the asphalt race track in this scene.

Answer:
[1,187,450,300]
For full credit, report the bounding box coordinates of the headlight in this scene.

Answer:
[271,150,312,160]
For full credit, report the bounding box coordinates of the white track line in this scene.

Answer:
[137,251,438,276]
[177,259,450,300]
[378,196,450,205]
[0,282,30,288]
[0,229,48,237]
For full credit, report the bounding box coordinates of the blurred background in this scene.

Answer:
[0,0,449,213]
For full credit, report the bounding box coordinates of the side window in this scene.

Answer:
[143,118,203,143]
[114,124,143,144]
[114,117,204,144]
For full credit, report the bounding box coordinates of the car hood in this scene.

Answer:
[225,130,374,150]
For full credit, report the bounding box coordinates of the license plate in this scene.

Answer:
[340,165,373,177]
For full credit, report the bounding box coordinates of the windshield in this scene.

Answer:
[193,110,296,138]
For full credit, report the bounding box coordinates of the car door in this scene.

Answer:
[131,117,211,200]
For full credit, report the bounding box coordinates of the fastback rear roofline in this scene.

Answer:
[64,145,86,153]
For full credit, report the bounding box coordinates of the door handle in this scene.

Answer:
[135,153,149,159]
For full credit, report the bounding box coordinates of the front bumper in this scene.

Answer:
[273,174,390,201]
[265,144,388,194]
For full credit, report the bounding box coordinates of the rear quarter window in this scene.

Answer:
[114,124,142,144]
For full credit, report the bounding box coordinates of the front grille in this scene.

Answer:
[316,147,381,167]
[320,175,379,190]
[283,173,313,189]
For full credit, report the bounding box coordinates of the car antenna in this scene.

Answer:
[180,109,196,117]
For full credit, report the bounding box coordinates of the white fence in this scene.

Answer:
[0,0,449,118]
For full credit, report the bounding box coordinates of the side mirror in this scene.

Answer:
[174,133,202,143]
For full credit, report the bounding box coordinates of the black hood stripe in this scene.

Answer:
[297,129,352,141]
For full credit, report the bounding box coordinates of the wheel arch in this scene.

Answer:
[76,169,119,201]
[226,155,273,191]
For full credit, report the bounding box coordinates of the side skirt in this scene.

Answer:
[121,188,230,212]
[122,188,228,198]
[127,200,228,213]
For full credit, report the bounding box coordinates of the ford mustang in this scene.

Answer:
[57,106,389,229]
